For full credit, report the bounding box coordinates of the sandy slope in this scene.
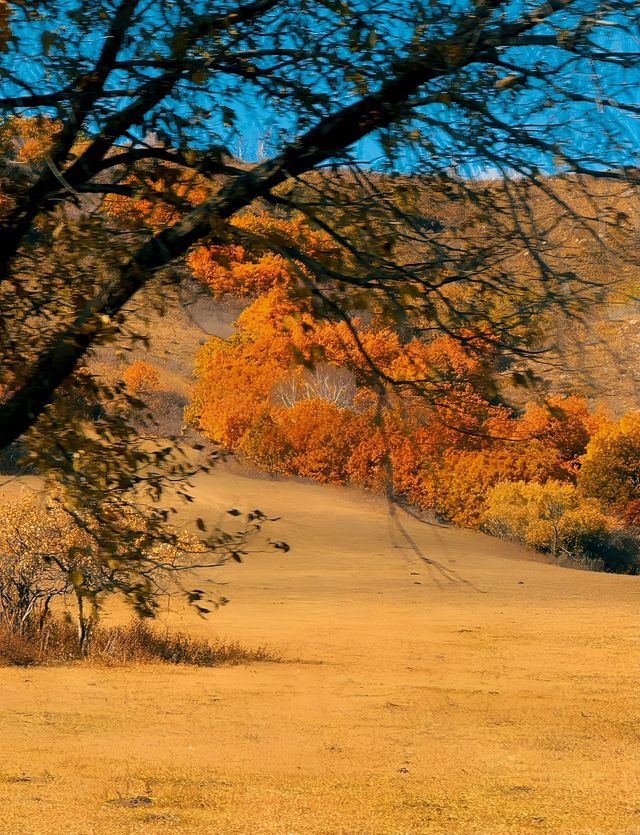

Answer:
[0,466,638,835]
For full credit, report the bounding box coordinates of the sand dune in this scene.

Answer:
[0,465,638,834]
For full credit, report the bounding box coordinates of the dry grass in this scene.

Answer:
[1,461,637,834]
[0,617,277,667]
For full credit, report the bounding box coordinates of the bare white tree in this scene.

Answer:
[273,364,357,409]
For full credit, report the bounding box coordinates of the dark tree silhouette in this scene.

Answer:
[0,0,638,445]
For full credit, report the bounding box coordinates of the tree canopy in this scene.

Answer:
[0,0,638,445]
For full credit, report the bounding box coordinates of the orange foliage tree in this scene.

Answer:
[0,116,62,218]
[185,211,607,531]
[104,168,210,230]
[276,399,357,483]
[188,212,338,299]
[186,220,528,517]
[515,395,600,476]
[579,412,640,510]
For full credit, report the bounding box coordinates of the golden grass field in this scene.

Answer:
[0,464,638,834]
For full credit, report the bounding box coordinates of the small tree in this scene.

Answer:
[0,490,273,653]
[273,364,357,410]
[0,494,72,635]
[579,412,640,508]
[480,480,639,572]
[0,492,113,649]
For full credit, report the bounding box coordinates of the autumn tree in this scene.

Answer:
[188,211,338,298]
[0,0,638,447]
[579,412,640,511]
[516,396,598,474]
[0,493,73,636]
[481,480,639,573]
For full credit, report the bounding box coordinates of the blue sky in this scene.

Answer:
[1,0,638,177]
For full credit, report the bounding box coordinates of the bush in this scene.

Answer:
[122,359,160,394]
[278,399,357,483]
[87,619,277,665]
[240,410,294,473]
[480,480,638,572]
[559,524,640,574]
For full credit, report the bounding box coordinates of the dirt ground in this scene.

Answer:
[0,466,638,835]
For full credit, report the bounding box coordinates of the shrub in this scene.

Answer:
[240,411,294,472]
[86,619,277,665]
[278,399,357,483]
[122,359,160,394]
[0,617,278,666]
[589,529,640,574]
[480,480,638,572]
[481,480,532,542]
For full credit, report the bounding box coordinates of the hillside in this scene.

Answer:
[89,169,640,423]
[1,14,639,835]
[6,171,636,834]
[91,259,640,430]
[0,466,637,834]
[2,259,638,834]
